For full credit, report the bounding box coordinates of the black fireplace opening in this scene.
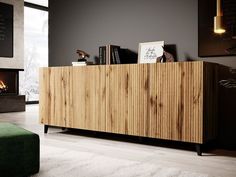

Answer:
[0,69,19,95]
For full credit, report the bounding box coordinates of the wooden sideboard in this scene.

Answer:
[39,61,219,155]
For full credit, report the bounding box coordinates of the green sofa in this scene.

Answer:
[0,123,39,177]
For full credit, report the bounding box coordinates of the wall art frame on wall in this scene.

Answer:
[198,0,236,57]
[138,41,164,63]
[0,2,13,58]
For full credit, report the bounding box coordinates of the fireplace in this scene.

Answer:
[0,70,18,95]
[0,69,25,113]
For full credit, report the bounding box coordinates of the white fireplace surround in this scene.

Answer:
[0,0,24,70]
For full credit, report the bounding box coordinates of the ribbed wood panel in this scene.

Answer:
[71,66,106,131]
[39,67,72,127]
[148,62,203,143]
[39,66,106,131]
[39,61,218,144]
[106,64,149,136]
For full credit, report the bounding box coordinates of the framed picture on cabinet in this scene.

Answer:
[138,41,164,63]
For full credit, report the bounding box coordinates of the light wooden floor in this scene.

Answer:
[0,105,236,177]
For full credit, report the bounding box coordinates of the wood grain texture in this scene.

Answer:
[39,66,106,131]
[39,61,219,144]
[71,66,106,131]
[106,64,149,136]
[148,62,204,143]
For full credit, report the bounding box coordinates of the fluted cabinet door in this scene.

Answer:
[71,66,106,131]
[105,64,149,136]
[148,62,203,143]
[39,67,72,127]
[39,66,106,132]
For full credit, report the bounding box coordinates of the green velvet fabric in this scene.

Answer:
[0,123,39,177]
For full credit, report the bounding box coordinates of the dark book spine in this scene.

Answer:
[106,45,110,65]
[111,47,116,64]
[103,47,106,64]
[114,47,121,64]
[99,47,103,65]
[99,46,106,64]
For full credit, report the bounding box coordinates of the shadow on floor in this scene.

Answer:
[46,127,236,157]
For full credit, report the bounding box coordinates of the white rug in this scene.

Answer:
[31,145,214,177]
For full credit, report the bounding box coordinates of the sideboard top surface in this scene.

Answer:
[40,61,221,69]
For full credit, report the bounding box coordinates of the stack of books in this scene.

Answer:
[72,59,87,66]
[99,45,121,65]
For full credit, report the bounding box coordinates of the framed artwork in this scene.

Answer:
[0,2,13,58]
[138,41,164,63]
[198,0,236,57]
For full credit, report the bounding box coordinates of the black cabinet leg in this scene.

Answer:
[138,137,143,143]
[44,125,49,134]
[196,144,202,156]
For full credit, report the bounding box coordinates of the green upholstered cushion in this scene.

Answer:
[0,123,39,177]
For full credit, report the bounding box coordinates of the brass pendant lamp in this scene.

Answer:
[214,0,226,34]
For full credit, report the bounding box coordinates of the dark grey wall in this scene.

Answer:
[49,0,236,67]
